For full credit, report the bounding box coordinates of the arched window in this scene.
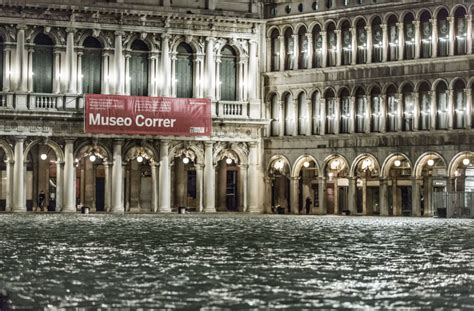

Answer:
[220,45,237,101]
[453,80,466,129]
[370,87,382,132]
[401,84,414,131]
[356,19,367,64]
[284,28,294,70]
[420,11,432,58]
[436,82,448,129]
[311,91,321,134]
[284,93,294,135]
[454,7,467,55]
[372,17,383,63]
[327,23,337,67]
[387,15,399,61]
[33,33,54,93]
[82,37,102,94]
[325,89,336,134]
[129,39,149,96]
[176,43,193,98]
[386,85,398,132]
[271,94,280,136]
[341,21,352,65]
[298,27,308,69]
[270,29,280,71]
[404,13,415,60]
[340,88,350,133]
[355,88,366,132]
[437,9,449,57]
[418,82,431,130]
[312,25,323,68]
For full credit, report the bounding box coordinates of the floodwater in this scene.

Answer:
[0,214,473,309]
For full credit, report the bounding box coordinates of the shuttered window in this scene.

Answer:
[220,45,237,101]
[82,37,102,94]
[33,34,53,93]
[176,43,193,98]
[130,40,148,96]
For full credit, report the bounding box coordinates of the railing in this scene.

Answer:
[217,101,248,118]
[29,93,63,110]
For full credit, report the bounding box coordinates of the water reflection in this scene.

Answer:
[0,214,473,309]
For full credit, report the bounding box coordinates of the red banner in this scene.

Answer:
[84,94,211,136]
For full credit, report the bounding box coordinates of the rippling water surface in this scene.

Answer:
[0,214,473,309]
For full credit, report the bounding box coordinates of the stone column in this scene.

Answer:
[364,95,371,133]
[397,23,404,61]
[447,89,454,130]
[349,96,355,133]
[362,178,368,215]
[76,51,83,94]
[195,164,204,212]
[336,30,342,66]
[248,40,258,101]
[431,19,438,58]
[411,177,421,216]
[111,140,124,213]
[264,177,272,214]
[63,139,76,213]
[13,138,26,212]
[382,24,388,62]
[321,32,327,68]
[102,51,110,94]
[162,34,171,96]
[467,14,472,54]
[379,178,389,216]
[55,161,63,211]
[306,33,313,69]
[279,101,285,137]
[448,17,455,56]
[124,53,131,95]
[430,90,437,130]
[4,160,13,211]
[66,28,76,94]
[334,97,340,135]
[52,49,61,94]
[203,141,216,212]
[306,99,312,136]
[205,37,216,99]
[290,177,299,214]
[366,25,372,64]
[414,20,421,59]
[27,48,33,93]
[114,32,125,95]
[248,142,259,213]
[318,177,326,214]
[151,163,159,212]
[103,162,111,212]
[3,45,12,92]
[348,177,356,215]
[240,164,248,212]
[16,25,27,92]
[158,140,171,212]
[351,28,357,65]
[465,88,472,128]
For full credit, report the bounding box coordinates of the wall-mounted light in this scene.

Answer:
[40,153,47,160]
[137,155,144,163]
[427,159,435,167]
[226,158,233,165]
[462,158,470,166]
[182,157,190,164]
[274,159,285,170]
[394,160,401,167]
[89,154,97,162]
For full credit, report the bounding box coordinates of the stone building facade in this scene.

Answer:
[0,0,266,213]
[0,0,473,216]
[263,0,474,216]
